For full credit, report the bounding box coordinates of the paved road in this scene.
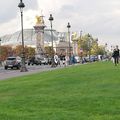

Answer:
[0,65,58,80]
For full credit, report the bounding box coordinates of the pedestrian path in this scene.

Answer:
[0,65,66,81]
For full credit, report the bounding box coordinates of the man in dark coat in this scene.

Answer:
[112,45,119,66]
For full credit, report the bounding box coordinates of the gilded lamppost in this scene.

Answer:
[18,0,28,72]
[49,14,54,67]
[67,22,71,65]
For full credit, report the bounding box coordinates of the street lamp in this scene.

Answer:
[67,22,71,65]
[80,30,82,40]
[80,30,83,59]
[49,14,54,67]
[18,0,28,72]
[96,38,98,59]
[105,43,107,57]
[87,33,91,62]
[111,45,113,52]
[0,38,1,66]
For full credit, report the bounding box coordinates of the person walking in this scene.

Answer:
[54,53,59,67]
[112,45,119,66]
[59,53,63,67]
[65,55,69,66]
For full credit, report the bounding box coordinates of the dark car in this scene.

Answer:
[48,58,52,65]
[4,57,21,70]
[28,57,41,65]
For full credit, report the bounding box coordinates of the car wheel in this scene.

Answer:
[28,62,30,65]
[17,66,20,69]
[5,66,8,70]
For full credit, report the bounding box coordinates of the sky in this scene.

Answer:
[1,0,120,49]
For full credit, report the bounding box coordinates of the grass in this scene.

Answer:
[0,61,120,120]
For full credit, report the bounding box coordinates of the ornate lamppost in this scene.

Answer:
[80,30,83,59]
[87,33,91,62]
[0,38,1,66]
[80,30,82,40]
[67,22,71,65]
[18,0,28,72]
[105,43,108,57]
[49,14,55,67]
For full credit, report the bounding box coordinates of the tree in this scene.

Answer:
[91,39,99,55]
[44,46,54,57]
[78,34,100,56]
[13,45,22,57]
[0,45,35,61]
[0,45,13,61]
[25,46,35,58]
[78,34,92,56]
[13,45,35,59]
[97,45,105,55]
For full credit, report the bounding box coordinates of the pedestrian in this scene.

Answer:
[54,53,59,67]
[112,45,119,66]
[59,53,63,67]
[62,55,66,67]
[71,53,75,64]
[65,55,69,66]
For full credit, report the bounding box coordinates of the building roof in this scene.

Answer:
[1,28,59,46]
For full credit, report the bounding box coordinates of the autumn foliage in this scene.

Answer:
[0,45,35,61]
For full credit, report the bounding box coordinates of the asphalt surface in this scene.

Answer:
[0,65,60,81]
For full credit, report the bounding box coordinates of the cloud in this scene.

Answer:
[1,0,120,47]
[0,0,38,23]
[50,0,120,46]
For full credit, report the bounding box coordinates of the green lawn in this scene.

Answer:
[0,61,120,120]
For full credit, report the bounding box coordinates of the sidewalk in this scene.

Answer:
[0,63,82,81]
[0,65,65,81]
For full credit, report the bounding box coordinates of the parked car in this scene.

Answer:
[40,57,49,65]
[4,56,21,70]
[28,56,50,65]
[28,57,41,65]
[84,55,98,62]
[48,57,52,65]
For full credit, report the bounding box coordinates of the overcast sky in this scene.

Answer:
[1,0,120,48]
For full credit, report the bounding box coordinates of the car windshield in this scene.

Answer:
[7,58,16,60]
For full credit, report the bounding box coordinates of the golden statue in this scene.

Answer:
[71,32,77,40]
[35,15,44,25]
